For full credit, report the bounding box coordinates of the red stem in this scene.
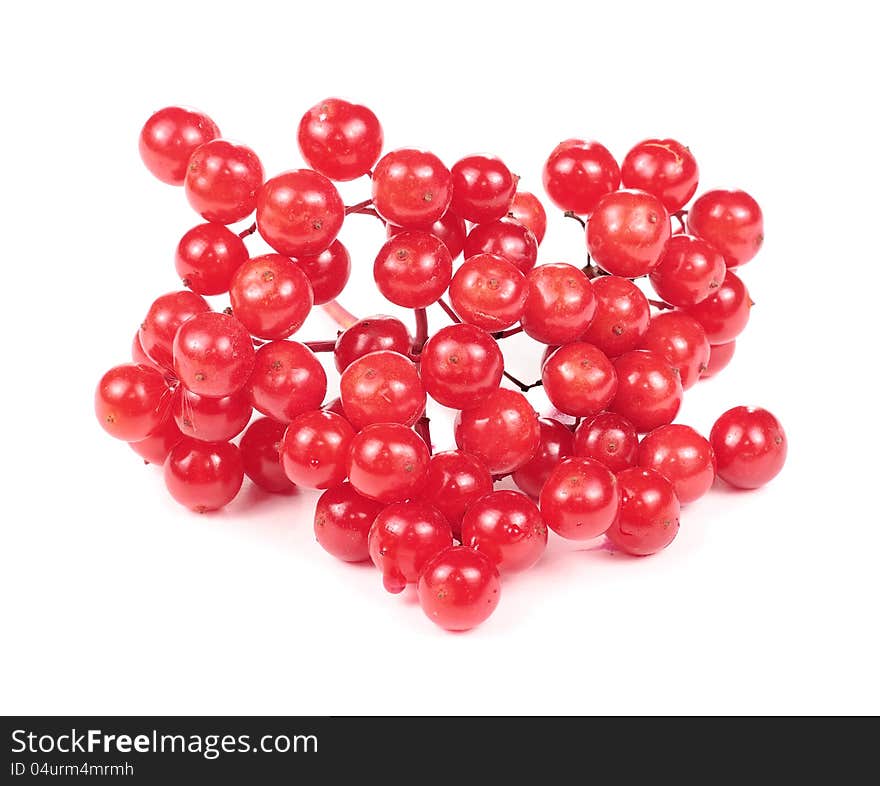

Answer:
[321,300,359,329]
[412,308,429,354]
[437,299,461,323]
[493,325,524,340]
[304,340,336,352]
[503,370,542,392]
[563,210,587,230]
[648,299,674,311]
[414,415,432,454]
[344,199,373,215]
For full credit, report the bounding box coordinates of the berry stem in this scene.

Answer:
[414,415,433,454]
[493,325,524,340]
[672,210,688,233]
[437,299,462,323]
[503,370,543,392]
[563,210,587,229]
[304,340,336,352]
[344,199,387,225]
[238,222,258,239]
[321,299,359,329]
[648,298,674,311]
[412,308,429,354]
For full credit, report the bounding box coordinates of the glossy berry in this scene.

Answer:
[512,417,574,499]
[454,388,540,475]
[684,269,751,345]
[256,169,344,257]
[297,97,383,181]
[701,341,736,379]
[710,406,786,489]
[239,417,297,494]
[95,364,171,442]
[621,139,699,212]
[509,191,547,244]
[448,254,528,332]
[520,263,596,345]
[128,416,183,465]
[229,253,313,340]
[387,210,466,260]
[541,342,617,417]
[347,423,430,503]
[314,483,383,563]
[462,490,547,572]
[687,189,764,267]
[587,189,671,278]
[371,148,452,228]
[176,223,249,296]
[138,106,219,186]
[638,424,715,504]
[139,290,211,371]
[539,457,619,540]
[293,240,351,305]
[373,231,452,308]
[247,341,327,423]
[649,234,725,307]
[340,350,425,429]
[172,387,252,442]
[131,331,163,373]
[422,451,493,540]
[334,315,412,373]
[184,139,264,224]
[463,217,538,274]
[610,350,683,433]
[418,546,501,631]
[606,468,680,556]
[580,275,650,357]
[542,139,620,215]
[573,412,639,473]
[420,324,504,409]
[639,311,710,390]
[163,438,244,513]
[368,501,453,593]
[450,155,516,223]
[172,312,256,398]
[281,410,354,489]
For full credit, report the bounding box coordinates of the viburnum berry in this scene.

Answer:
[340,350,425,429]
[239,417,297,494]
[164,438,244,513]
[701,341,736,379]
[448,254,528,332]
[139,290,211,372]
[512,417,574,499]
[373,231,452,308]
[314,482,384,563]
[710,406,786,489]
[185,139,264,224]
[573,412,639,473]
[131,331,163,374]
[520,263,596,345]
[606,468,681,556]
[450,155,516,224]
[417,546,501,631]
[688,189,764,267]
[387,210,466,260]
[176,223,249,296]
[684,269,751,345]
[293,240,351,305]
[509,191,547,244]
[371,148,452,228]
[172,387,252,442]
[541,342,617,416]
[639,311,710,390]
[368,501,453,593]
[297,97,383,182]
[334,315,412,373]
[95,363,172,442]
[539,457,619,540]
[347,423,430,503]
[281,410,355,489]
[637,424,716,504]
[422,451,493,540]
[649,234,725,307]
[463,217,538,274]
[621,139,699,212]
[580,275,651,357]
[247,341,326,423]
[542,139,620,215]
[610,350,683,433]
[139,106,219,186]
[128,415,183,465]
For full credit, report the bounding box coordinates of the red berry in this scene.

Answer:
[454,388,540,475]
[347,423,430,503]
[172,386,252,442]
[606,468,680,556]
[710,406,786,489]
[293,240,351,305]
[541,342,617,416]
[649,234,725,307]
[637,424,715,504]
[512,417,574,499]
[176,223,248,296]
[701,341,736,379]
[448,254,528,332]
[297,98,383,181]
[580,275,650,357]
[340,350,425,429]
[371,149,452,228]
[128,416,183,465]
[138,106,219,186]
[573,412,639,473]
[683,269,751,345]
[256,169,344,257]
[314,482,383,562]
[239,417,297,494]
[368,501,453,593]
[164,438,244,513]
[587,189,671,278]
[520,263,596,345]
[422,451,493,540]
[333,315,412,373]
[185,139,264,224]
[639,311,710,390]
[420,324,504,410]
[281,410,354,489]
[461,490,547,572]
[418,546,501,631]
[539,457,619,541]
[542,139,620,215]
[247,341,327,423]
[450,155,516,223]
[95,363,171,442]
[610,350,683,433]
[373,231,452,308]
[687,189,763,267]
[172,312,256,398]
[131,331,163,374]
[387,210,466,260]
[509,191,547,244]
[621,139,699,212]
[139,290,211,372]
[463,217,538,274]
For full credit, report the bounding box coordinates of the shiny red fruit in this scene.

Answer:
[387,210,466,260]
[541,342,617,417]
[461,490,547,572]
[340,350,425,429]
[373,231,452,308]
[639,311,710,390]
[281,410,354,489]
[539,457,619,540]
[448,254,528,332]
[239,417,297,494]
[139,290,211,372]
[450,155,516,224]
[606,468,680,555]
[710,406,787,489]
[131,331,163,374]
[333,315,412,373]
[138,106,219,186]
[520,263,596,345]
[684,269,751,345]
[573,412,639,473]
[314,482,383,562]
[96,363,171,442]
[184,139,263,224]
[422,451,493,540]
[371,148,452,228]
[610,350,683,433]
[621,139,699,212]
[509,191,547,244]
[176,223,249,296]
[701,341,736,379]
[247,341,327,423]
[347,423,430,503]
[542,139,620,215]
[418,546,501,631]
[687,189,764,267]
[512,417,574,499]
[293,240,351,305]
[163,438,244,512]
[420,324,503,409]
[638,424,715,504]
[649,234,725,307]
[463,217,538,274]
[580,275,650,357]
[172,387,252,442]
[128,416,183,465]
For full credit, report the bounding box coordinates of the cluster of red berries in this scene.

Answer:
[95,99,787,632]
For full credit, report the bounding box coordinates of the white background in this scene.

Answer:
[2,0,878,715]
